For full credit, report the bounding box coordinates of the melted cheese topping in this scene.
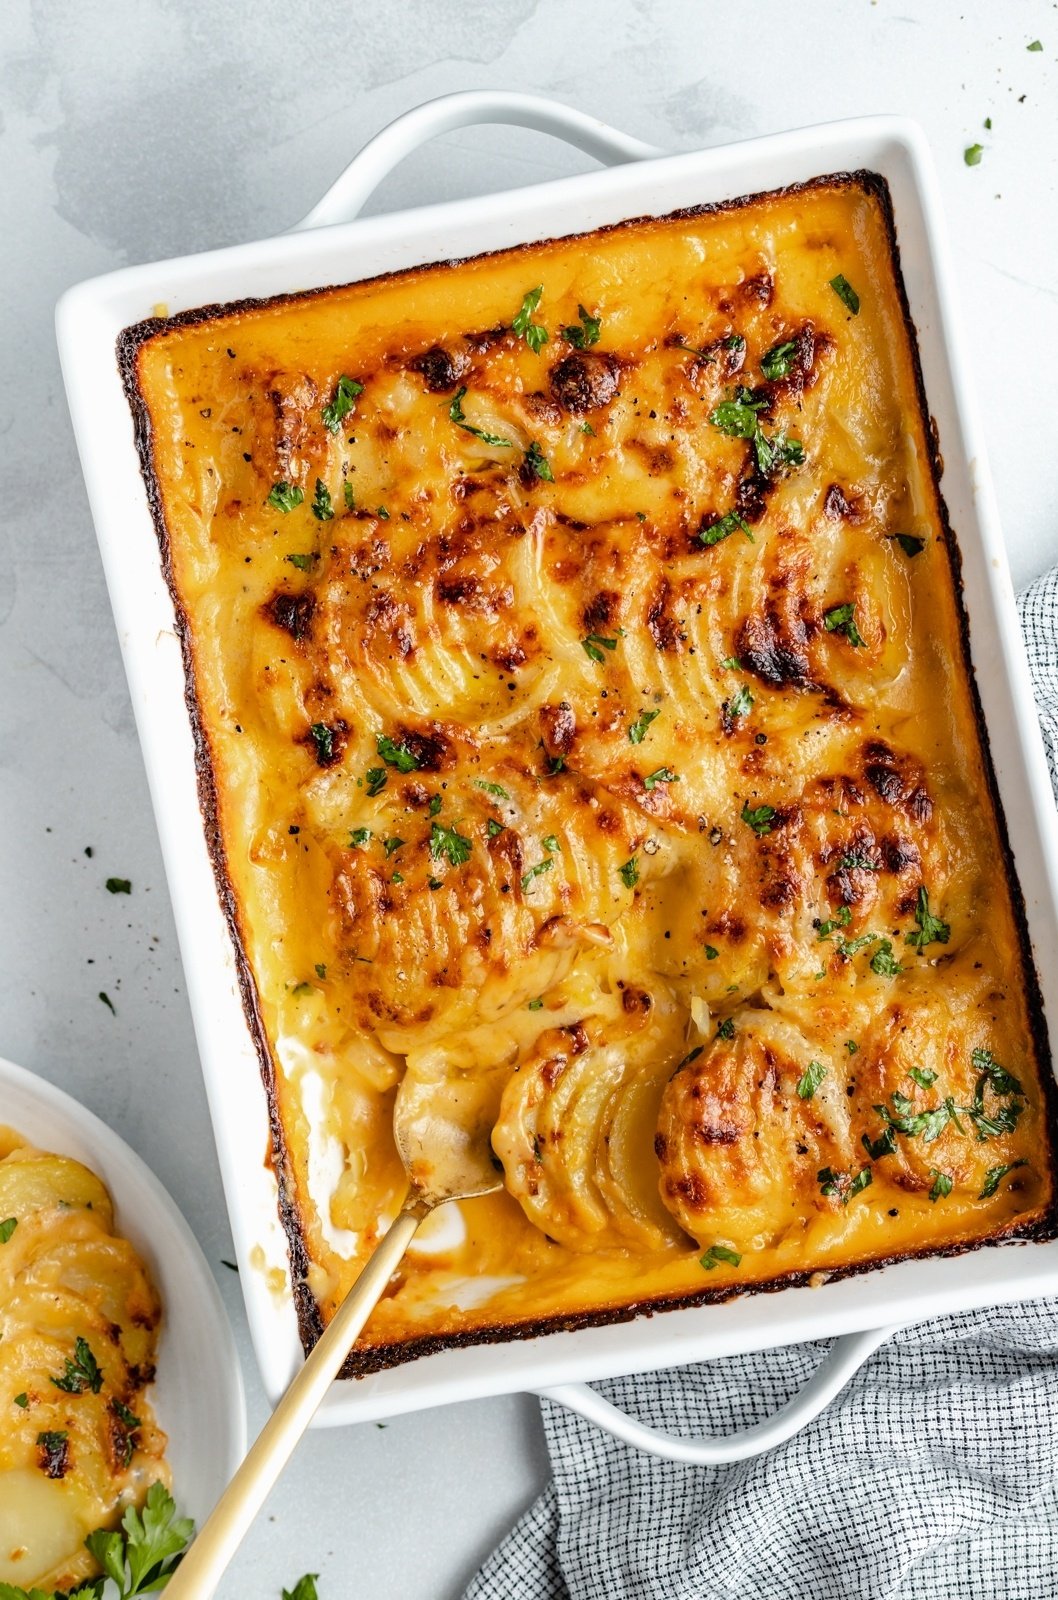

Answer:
[130,176,1053,1365]
[0,1130,169,1589]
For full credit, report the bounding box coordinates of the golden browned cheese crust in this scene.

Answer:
[124,174,1055,1371]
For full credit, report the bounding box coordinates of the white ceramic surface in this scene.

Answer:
[0,1053,246,1529]
[55,92,1058,1451]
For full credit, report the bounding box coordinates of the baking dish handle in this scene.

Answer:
[293,89,665,232]
[536,1324,898,1464]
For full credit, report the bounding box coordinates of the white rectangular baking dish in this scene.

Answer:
[57,91,1058,1454]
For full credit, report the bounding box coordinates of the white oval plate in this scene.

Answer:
[0,1054,245,1529]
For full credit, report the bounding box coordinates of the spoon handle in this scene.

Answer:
[166,1195,428,1598]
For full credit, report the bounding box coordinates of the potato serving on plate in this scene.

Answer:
[0,1128,174,1594]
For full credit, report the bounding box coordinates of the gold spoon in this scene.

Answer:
[165,1072,502,1598]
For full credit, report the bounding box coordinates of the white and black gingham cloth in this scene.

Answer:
[465,568,1058,1600]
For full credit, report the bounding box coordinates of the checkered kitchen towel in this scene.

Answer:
[464,568,1058,1600]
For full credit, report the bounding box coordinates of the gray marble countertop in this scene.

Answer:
[2,1,1056,1594]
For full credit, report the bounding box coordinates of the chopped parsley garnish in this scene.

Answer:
[874,1092,961,1143]
[266,481,304,513]
[890,533,925,558]
[869,940,903,977]
[845,1039,859,1055]
[716,1017,736,1040]
[512,286,549,353]
[486,818,505,838]
[521,857,554,890]
[971,1048,1023,1096]
[528,997,544,1011]
[817,906,853,939]
[542,835,560,853]
[377,505,390,520]
[644,767,679,790]
[1027,38,1043,50]
[705,944,719,960]
[753,429,804,475]
[725,684,754,720]
[582,632,619,663]
[428,795,442,817]
[525,441,554,481]
[391,872,404,884]
[698,509,754,547]
[286,552,316,571]
[840,853,879,871]
[829,274,861,314]
[979,1160,1028,1199]
[707,389,803,476]
[699,1243,741,1270]
[741,802,777,836]
[720,656,741,670]
[14,1392,28,1407]
[560,304,601,349]
[709,392,768,439]
[905,886,950,950]
[344,481,356,510]
[99,991,116,1015]
[909,1066,938,1089]
[291,981,314,996]
[321,374,363,433]
[315,963,327,979]
[628,709,660,744]
[929,1169,953,1202]
[36,1430,70,1478]
[365,767,387,797]
[862,1126,897,1160]
[823,603,865,647]
[619,857,640,889]
[760,339,799,380]
[106,877,132,894]
[818,1165,872,1203]
[309,723,335,763]
[311,478,334,521]
[580,421,595,436]
[449,387,513,448]
[0,1218,17,1245]
[835,932,879,958]
[376,734,420,772]
[797,1060,827,1100]
[430,821,472,868]
[383,837,405,857]
[85,1482,194,1597]
[475,779,510,799]
[51,1336,103,1395]
[349,828,372,848]
[964,143,984,166]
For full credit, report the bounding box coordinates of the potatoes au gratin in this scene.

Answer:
[0,1130,169,1589]
[121,172,1056,1373]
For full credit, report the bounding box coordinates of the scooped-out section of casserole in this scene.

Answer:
[0,1129,171,1590]
[121,172,1057,1374]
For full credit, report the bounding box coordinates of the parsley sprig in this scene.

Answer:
[76,1483,194,1600]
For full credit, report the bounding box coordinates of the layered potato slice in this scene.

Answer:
[0,1136,168,1593]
